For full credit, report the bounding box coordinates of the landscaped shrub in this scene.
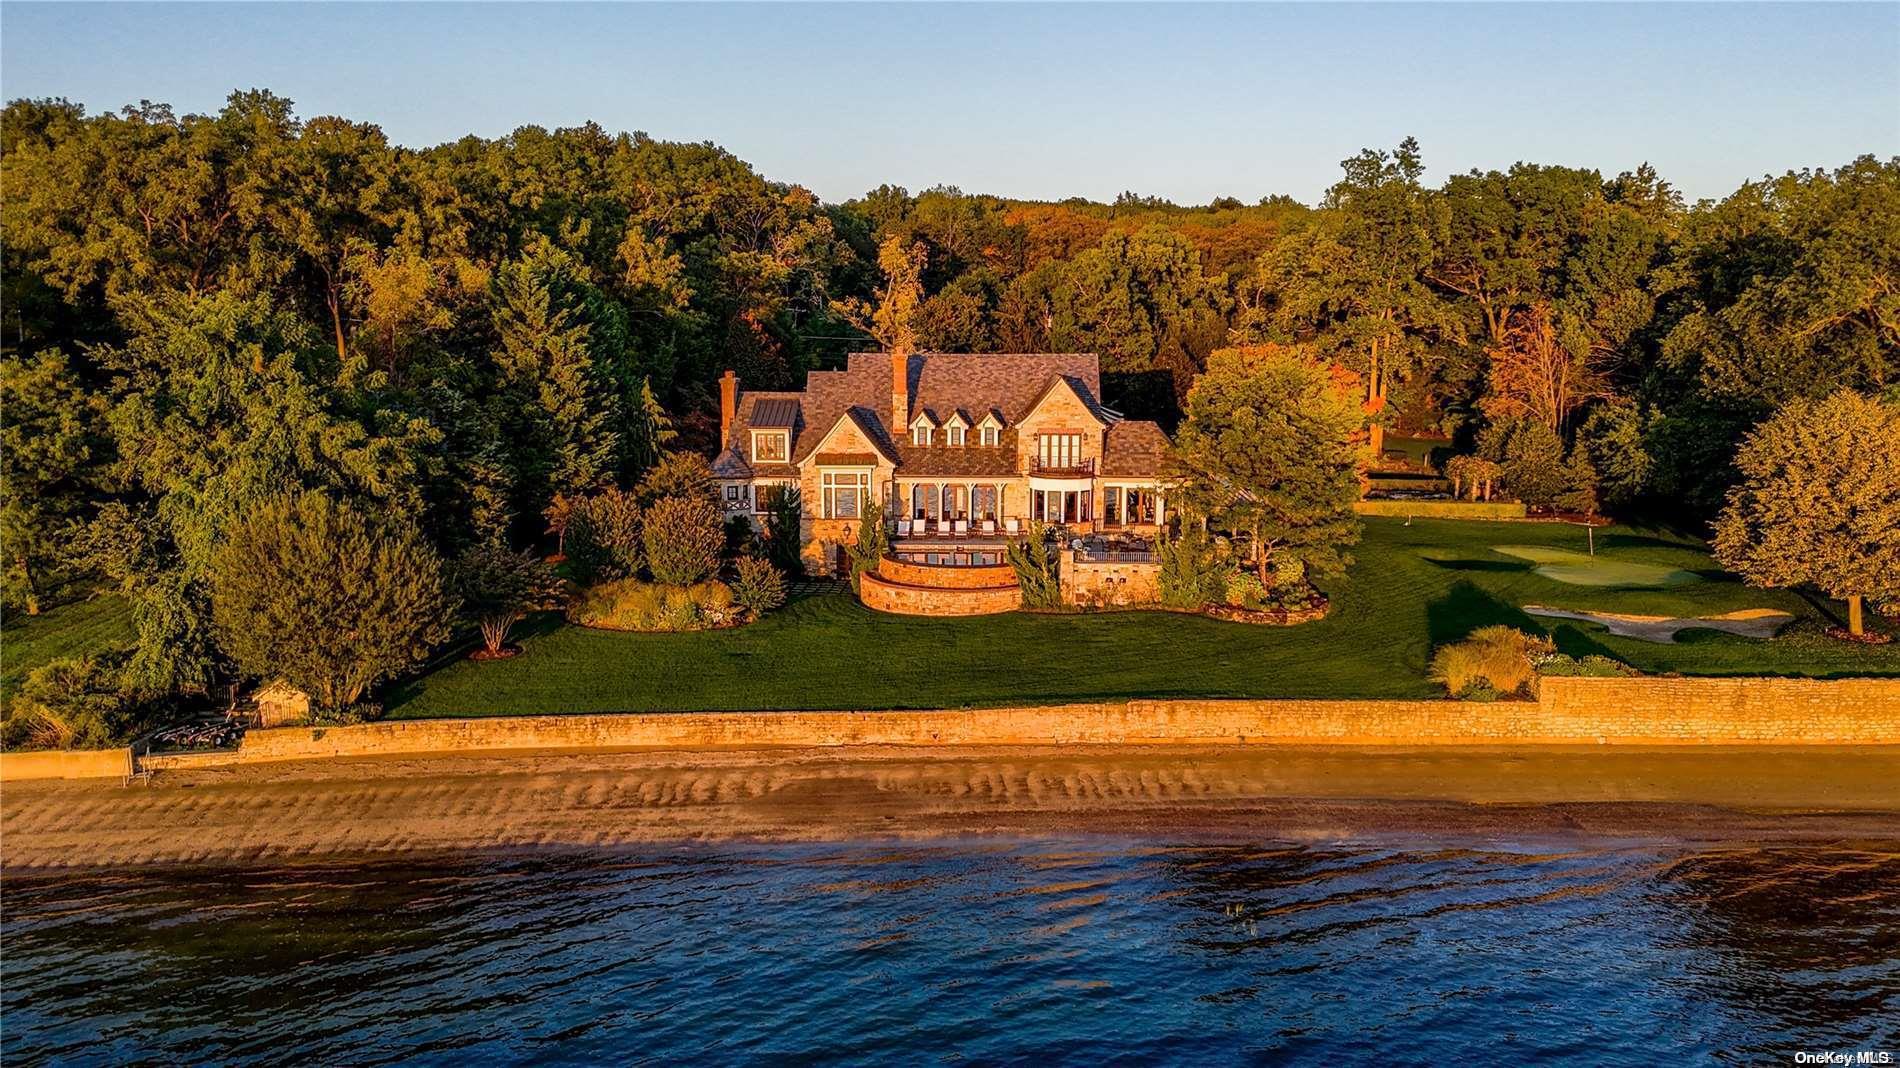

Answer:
[1,654,147,750]
[452,543,567,657]
[642,496,724,585]
[1224,572,1268,611]
[566,488,643,584]
[687,580,737,626]
[842,498,889,593]
[1535,653,1637,678]
[566,578,739,632]
[765,486,805,577]
[1268,555,1306,591]
[730,556,787,618]
[1429,625,1555,700]
[1005,521,1060,608]
[1158,527,1231,609]
[1481,418,1568,507]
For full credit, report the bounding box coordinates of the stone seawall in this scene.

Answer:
[0,747,133,781]
[223,675,1900,765]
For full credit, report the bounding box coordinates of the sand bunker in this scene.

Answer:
[1493,546,1700,588]
[1524,605,1793,643]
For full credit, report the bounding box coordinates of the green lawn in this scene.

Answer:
[386,519,1896,718]
[1,595,136,701]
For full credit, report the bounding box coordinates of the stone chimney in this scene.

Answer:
[891,351,909,435]
[719,370,738,449]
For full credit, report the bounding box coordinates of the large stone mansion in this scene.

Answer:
[712,351,1171,576]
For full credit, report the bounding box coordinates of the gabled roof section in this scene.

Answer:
[716,352,1114,475]
[975,410,1005,428]
[804,408,899,467]
[1020,373,1110,428]
[908,410,938,429]
[941,410,970,428]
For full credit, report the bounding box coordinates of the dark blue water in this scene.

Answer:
[5,840,1898,1065]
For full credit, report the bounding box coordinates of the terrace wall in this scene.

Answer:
[219,675,1900,765]
[1353,500,1528,520]
[1059,550,1160,607]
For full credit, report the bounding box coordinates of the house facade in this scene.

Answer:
[712,351,1170,575]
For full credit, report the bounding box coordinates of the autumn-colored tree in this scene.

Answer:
[835,236,927,355]
[1481,303,1610,434]
[1712,390,1900,636]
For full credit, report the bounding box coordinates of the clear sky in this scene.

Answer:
[3,2,1895,206]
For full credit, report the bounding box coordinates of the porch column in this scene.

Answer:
[1155,491,1166,529]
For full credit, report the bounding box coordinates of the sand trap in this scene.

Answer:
[1493,546,1700,587]
[1524,605,1793,643]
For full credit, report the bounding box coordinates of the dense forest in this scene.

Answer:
[3,91,1896,722]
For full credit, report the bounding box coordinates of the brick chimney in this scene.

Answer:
[891,351,909,435]
[719,370,738,449]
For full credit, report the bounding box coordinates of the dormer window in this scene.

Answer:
[976,412,1003,447]
[942,413,969,447]
[948,426,966,446]
[751,430,788,464]
[908,412,937,446]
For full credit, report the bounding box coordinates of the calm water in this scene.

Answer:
[4,839,1898,1065]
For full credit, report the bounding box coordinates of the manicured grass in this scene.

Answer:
[386,518,1897,718]
[1,595,135,700]
[1487,545,1700,588]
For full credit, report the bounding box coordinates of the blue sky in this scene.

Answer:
[3,3,1895,205]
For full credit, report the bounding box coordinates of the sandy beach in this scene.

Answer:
[5,744,1900,869]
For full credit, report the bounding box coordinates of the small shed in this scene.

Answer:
[253,680,311,728]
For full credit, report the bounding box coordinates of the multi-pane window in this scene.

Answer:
[754,482,792,514]
[822,471,871,519]
[979,426,999,446]
[751,431,788,464]
[911,425,932,446]
[1037,433,1083,468]
[947,426,966,446]
[972,485,997,521]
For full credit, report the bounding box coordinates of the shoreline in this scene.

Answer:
[5,743,1900,870]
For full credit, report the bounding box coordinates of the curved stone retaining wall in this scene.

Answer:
[860,570,1023,615]
[876,556,1019,590]
[859,554,1022,615]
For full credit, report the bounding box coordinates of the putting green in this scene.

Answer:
[1491,545,1701,588]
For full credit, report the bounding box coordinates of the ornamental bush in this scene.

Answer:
[1005,521,1061,608]
[1429,626,1554,700]
[566,487,643,584]
[730,556,787,618]
[1157,526,1231,609]
[452,543,566,654]
[642,495,724,585]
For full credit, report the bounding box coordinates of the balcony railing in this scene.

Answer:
[1029,457,1095,477]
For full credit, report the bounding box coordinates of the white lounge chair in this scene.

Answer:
[934,519,948,535]
[953,519,968,535]
[896,519,912,537]
[1005,517,1021,535]
[981,519,996,535]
